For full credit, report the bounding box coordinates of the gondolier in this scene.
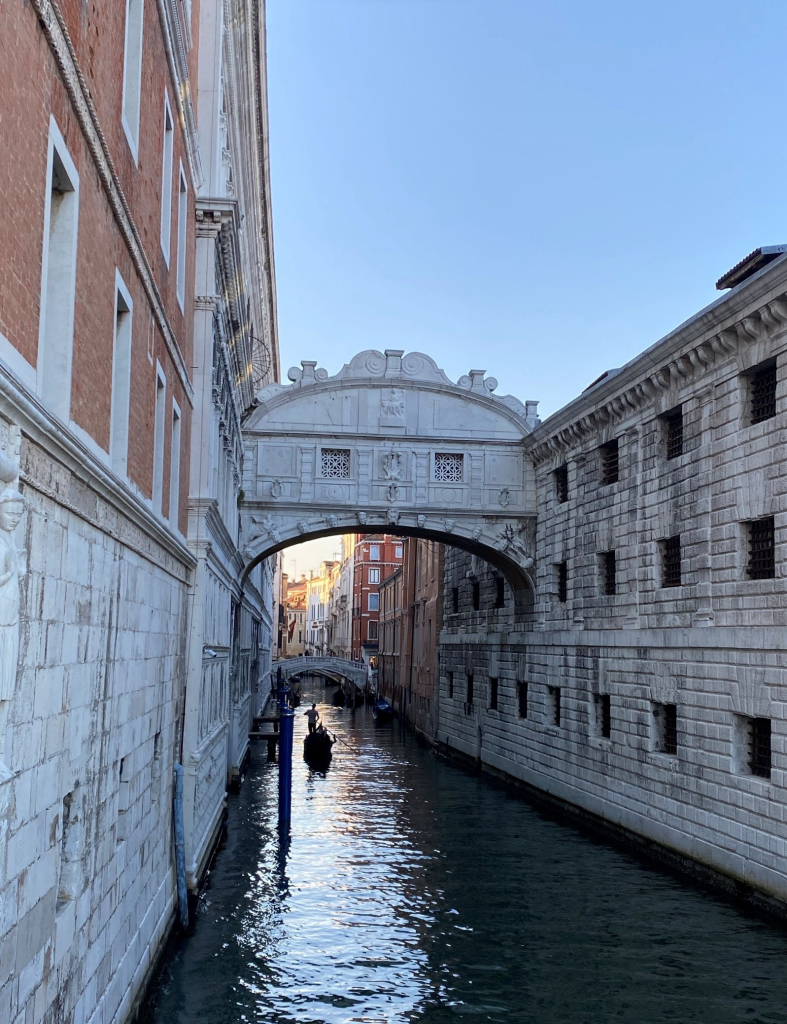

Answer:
[304,704,320,734]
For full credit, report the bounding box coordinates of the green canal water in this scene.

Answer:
[140,684,787,1023]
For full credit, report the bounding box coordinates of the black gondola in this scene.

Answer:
[303,727,334,766]
[372,697,393,723]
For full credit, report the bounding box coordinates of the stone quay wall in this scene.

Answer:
[439,253,787,905]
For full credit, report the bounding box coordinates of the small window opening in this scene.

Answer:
[466,673,474,709]
[555,464,568,503]
[601,551,617,595]
[549,686,561,727]
[447,671,454,699]
[653,702,678,755]
[557,561,568,603]
[749,717,772,778]
[451,587,459,613]
[169,403,181,529]
[176,167,188,307]
[160,95,174,260]
[494,576,505,609]
[663,406,684,460]
[747,517,775,580]
[661,535,682,588]
[600,439,619,485]
[111,281,133,475]
[489,678,499,711]
[472,580,480,611]
[594,693,611,739]
[152,368,167,513]
[517,681,528,719]
[748,361,777,425]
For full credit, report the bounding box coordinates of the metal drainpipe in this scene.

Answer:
[173,763,189,929]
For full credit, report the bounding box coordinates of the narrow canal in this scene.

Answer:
[141,683,787,1023]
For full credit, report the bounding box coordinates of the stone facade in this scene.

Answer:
[438,251,787,906]
[0,0,277,1021]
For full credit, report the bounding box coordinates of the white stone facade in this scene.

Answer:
[438,252,787,905]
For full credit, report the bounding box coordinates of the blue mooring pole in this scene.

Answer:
[277,667,294,829]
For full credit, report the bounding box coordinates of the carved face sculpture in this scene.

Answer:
[0,494,23,533]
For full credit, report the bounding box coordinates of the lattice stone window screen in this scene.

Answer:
[321,448,351,478]
[434,452,463,482]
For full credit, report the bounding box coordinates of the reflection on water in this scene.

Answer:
[141,682,787,1023]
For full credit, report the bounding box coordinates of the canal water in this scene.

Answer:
[141,683,787,1023]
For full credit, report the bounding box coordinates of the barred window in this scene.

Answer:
[451,587,459,613]
[663,406,684,460]
[472,580,480,611]
[601,551,616,595]
[555,464,569,503]
[434,452,464,482]
[749,362,777,425]
[321,447,350,478]
[595,693,611,739]
[661,535,682,588]
[549,686,561,727]
[466,673,474,707]
[746,517,775,580]
[489,678,499,711]
[447,671,454,699]
[494,576,505,608]
[653,702,677,755]
[518,681,528,719]
[749,717,772,778]
[557,561,568,603]
[600,439,619,484]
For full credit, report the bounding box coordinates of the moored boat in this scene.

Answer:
[372,697,393,723]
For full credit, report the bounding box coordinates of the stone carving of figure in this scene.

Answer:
[387,508,400,525]
[472,525,483,541]
[382,452,403,480]
[296,520,309,534]
[244,514,281,557]
[326,514,338,529]
[357,511,368,526]
[497,523,532,566]
[0,489,25,701]
[380,389,405,420]
[417,514,427,529]
[387,483,400,502]
[443,518,456,534]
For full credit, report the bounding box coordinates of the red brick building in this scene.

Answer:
[351,534,403,662]
[379,539,444,737]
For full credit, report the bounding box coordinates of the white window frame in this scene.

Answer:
[169,399,181,529]
[176,164,187,309]
[110,271,134,476]
[152,363,167,513]
[368,593,379,612]
[369,545,380,561]
[121,0,145,162]
[37,117,80,422]
[368,568,380,584]
[160,91,174,263]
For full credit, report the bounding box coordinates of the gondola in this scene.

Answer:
[303,727,335,766]
[372,697,393,723]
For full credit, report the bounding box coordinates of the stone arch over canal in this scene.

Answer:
[240,349,540,614]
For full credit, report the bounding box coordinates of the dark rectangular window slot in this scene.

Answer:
[662,535,682,587]
[601,551,616,595]
[664,407,684,459]
[490,678,498,710]
[653,702,678,755]
[549,686,561,727]
[555,464,568,503]
[595,693,611,739]
[518,681,528,719]
[494,576,505,608]
[750,717,771,778]
[747,517,775,580]
[600,439,619,484]
[557,561,568,603]
[451,587,459,613]
[447,671,454,699]
[466,673,474,705]
[472,580,480,611]
[750,362,777,425]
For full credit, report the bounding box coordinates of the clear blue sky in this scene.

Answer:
[266,0,787,423]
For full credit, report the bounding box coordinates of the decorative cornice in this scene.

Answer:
[527,274,787,467]
[30,0,195,403]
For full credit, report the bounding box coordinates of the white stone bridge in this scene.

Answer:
[271,656,369,691]
[240,349,540,615]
